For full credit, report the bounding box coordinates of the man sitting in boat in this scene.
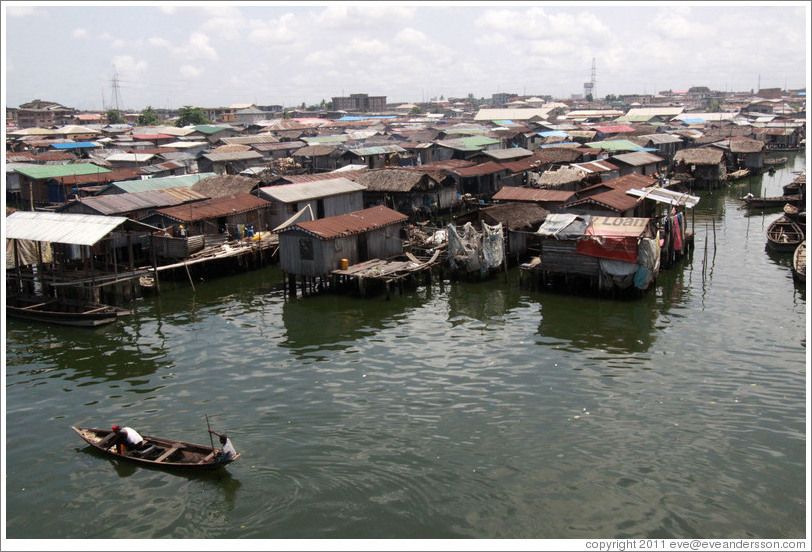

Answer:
[111,425,147,454]
[209,430,237,462]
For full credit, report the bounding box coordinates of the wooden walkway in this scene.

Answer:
[330,251,442,297]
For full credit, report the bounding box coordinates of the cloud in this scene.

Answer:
[180,65,202,78]
[247,13,298,45]
[71,28,88,39]
[5,6,47,17]
[112,55,148,76]
[314,4,415,29]
[174,32,218,61]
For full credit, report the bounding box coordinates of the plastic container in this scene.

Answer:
[340,259,349,270]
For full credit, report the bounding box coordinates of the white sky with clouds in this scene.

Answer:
[2,1,810,112]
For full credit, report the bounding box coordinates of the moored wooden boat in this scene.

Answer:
[741,193,803,208]
[793,241,806,283]
[6,294,130,327]
[766,216,805,253]
[72,426,239,471]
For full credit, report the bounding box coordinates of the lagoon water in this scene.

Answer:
[4,154,807,540]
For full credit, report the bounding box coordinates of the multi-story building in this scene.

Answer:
[331,93,387,113]
[12,100,76,128]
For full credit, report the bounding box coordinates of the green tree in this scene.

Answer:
[106,109,125,124]
[410,106,424,115]
[586,93,594,102]
[138,106,160,126]
[175,105,211,127]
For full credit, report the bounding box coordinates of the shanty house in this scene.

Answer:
[192,174,260,198]
[145,193,273,239]
[673,148,727,182]
[492,186,575,212]
[292,145,346,172]
[726,138,765,171]
[56,188,208,220]
[197,150,265,175]
[356,168,459,218]
[257,177,366,230]
[14,163,112,205]
[345,145,409,170]
[561,173,656,218]
[630,134,685,162]
[276,205,408,277]
[608,151,665,177]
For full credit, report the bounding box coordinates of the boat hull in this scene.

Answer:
[72,426,239,471]
[6,295,130,327]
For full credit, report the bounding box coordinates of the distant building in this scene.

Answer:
[12,100,76,128]
[331,94,387,113]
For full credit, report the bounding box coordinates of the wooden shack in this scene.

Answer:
[257,177,366,229]
[145,193,273,239]
[356,168,459,219]
[275,205,408,295]
[673,148,727,184]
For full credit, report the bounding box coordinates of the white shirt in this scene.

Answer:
[221,438,236,460]
[121,427,144,446]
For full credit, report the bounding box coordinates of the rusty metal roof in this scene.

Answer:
[58,189,198,215]
[279,205,407,239]
[492,187,575,203]
[564,173,654,213]
[155,193,270,222]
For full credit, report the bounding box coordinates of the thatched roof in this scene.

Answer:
[212,144,252,154]
[673,148,725,165]
[356,169,452,192]
[535,147,582,163]
[192,174,260,198]
[728,138,765,154]
[291,145,340,157]
[477,202,549,232]
[532,166,589,188]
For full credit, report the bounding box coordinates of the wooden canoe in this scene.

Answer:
[72,426,240,471]
[793,241,806,283]
[7,295,130,327]
[741,194,803,209]
[766,216,805,253]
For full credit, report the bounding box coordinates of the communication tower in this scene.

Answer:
[583,58,597,99]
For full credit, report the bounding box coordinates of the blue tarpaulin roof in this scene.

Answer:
[538,131,569,137]
[51,142,100,149]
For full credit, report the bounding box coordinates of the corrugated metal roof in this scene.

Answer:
[279,205,407,239]
[59,189,192,215]
[610,151,664,166]
[584,139,645,152]
[156,194,270,222]
[483,147,534,160]
[492,187,574,202]
[258,178,366,203]
[14,163,112,179]
[106,153,156,163]
[571,160,619,173]
[202,151,264,162]
[348,145,407,156]
[105,173,216,193]
[627,187,700,208]
[5,211,129,245]
[253,140,307,152]
[638,133,684,145]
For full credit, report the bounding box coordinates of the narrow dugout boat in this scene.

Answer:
[766,215,805,253]
[793,241,806,283]
[741,193,803,209]
[7,294,130,327]
[72,426,239,471]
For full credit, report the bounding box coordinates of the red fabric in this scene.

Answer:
[575,235,639,263]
